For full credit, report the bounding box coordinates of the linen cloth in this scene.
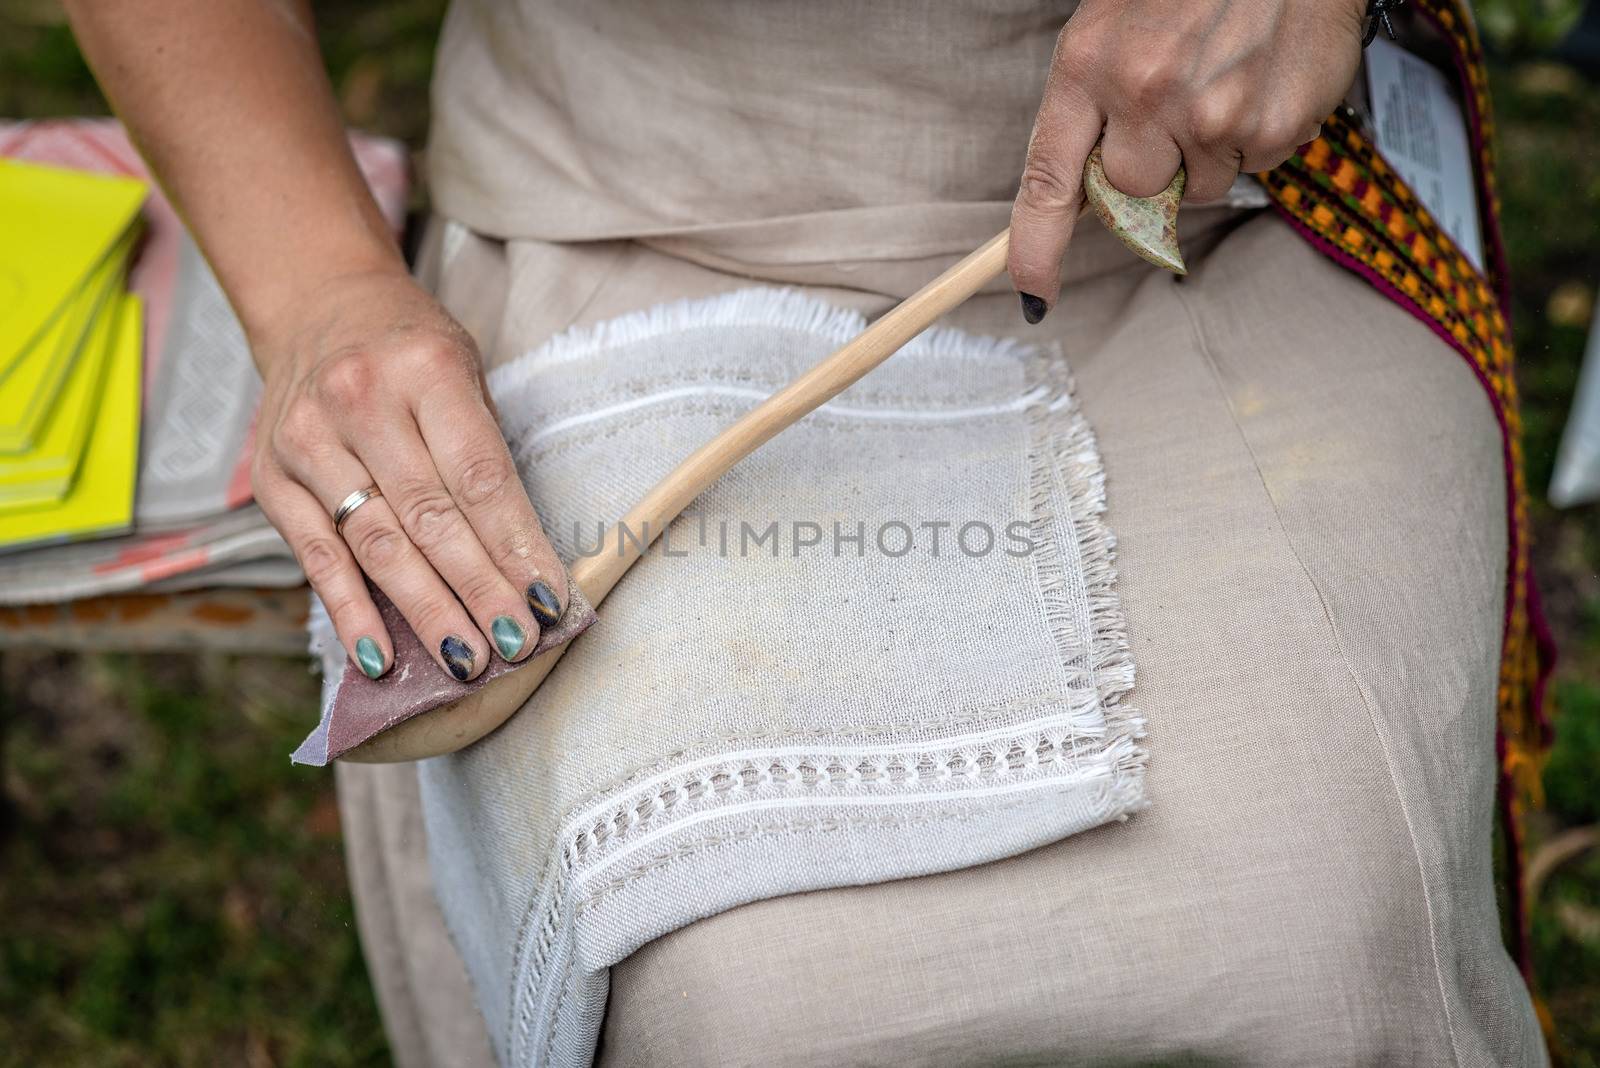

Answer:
[316,278,1143,1063]
[338,209,1545,1067]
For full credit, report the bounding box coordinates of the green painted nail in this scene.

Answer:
[355,636,386,679]
[491,615,527,660]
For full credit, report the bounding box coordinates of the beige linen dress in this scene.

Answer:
[337,1,1546,1064]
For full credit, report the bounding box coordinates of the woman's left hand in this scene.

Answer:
[1009,0,1368,319]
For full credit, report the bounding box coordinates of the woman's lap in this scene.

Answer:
[339,212,1543,1066]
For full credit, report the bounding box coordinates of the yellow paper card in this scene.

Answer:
[0,228,136,454]
[0,158,146,372]
[0,263,126,510]
[0,294,142,551]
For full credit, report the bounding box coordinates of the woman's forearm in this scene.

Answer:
[67,0,574,689]
[62,0,405,349]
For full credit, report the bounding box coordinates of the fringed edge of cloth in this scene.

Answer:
[483,288,1143,1065]
[1257,0,1557,985]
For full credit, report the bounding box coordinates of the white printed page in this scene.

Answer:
[1365,35,1485,271]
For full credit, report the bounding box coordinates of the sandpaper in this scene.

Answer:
[292,574,596,765]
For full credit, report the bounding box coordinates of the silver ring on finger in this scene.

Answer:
[333,486,384,535]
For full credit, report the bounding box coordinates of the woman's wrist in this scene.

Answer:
[241,240,413,369]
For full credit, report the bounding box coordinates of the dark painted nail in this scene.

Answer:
[440,635,475,681]
[491,615,527,660]
[526,580,564,628]
[355,636,386,679]
[1019,292,1048,325]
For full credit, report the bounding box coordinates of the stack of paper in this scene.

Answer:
[0,159,146,550]
[0,120,411,606]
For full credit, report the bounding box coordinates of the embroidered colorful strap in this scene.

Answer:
[1258,0,1555,972]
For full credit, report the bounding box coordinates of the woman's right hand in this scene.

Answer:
[1008,0,1366,317]
[250,266,568,683]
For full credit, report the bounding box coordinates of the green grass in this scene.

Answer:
[0,653,386,1068]
[0,1,1597,1064]
[1492,54,1600,1067]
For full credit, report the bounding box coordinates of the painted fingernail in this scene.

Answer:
[526,580,564,628]
[1019,293,1048,325]
[491,615,527,660]
[355,636,386,679]
[440,636,475,681]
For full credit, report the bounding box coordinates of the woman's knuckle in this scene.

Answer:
[405,593,457,633]
[1019,159,1076,211]
[1189,94,1240,146]
[350,522,406,569]
[298,535,347,586]
[397,489,464,549]
[1118,55,1176,108]
[1252,114,1302,156]
[316,352,377,409]
[455,452,516,507]
[1052,29,1097,79]
[490,528,540,569]
[411,339,470,378]
[453,570,503,609]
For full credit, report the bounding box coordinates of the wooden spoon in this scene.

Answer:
[341,150,1185,763]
